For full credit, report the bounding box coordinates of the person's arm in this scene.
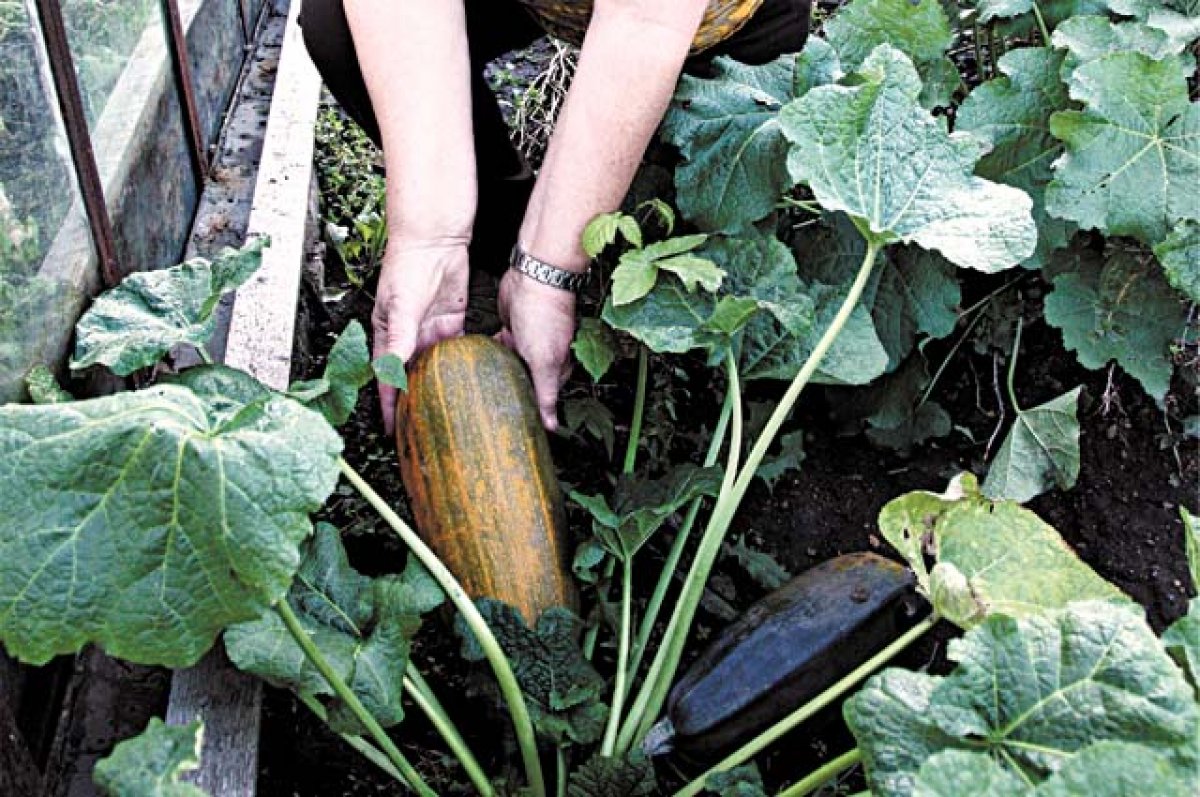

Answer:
[498,0,708,429]
[345,0,476,432]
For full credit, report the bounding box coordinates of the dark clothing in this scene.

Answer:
[298,0,812,272]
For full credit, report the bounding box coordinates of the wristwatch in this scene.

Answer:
[509,245,589,293]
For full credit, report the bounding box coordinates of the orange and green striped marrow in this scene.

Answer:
[395,334,576,623]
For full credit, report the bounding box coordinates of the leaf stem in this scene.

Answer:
[619,240,882,753]
[404,670,496,796]
[339,458,546,797]
[276,601,435,797]
[777,748,863,797]
[1007,316,1024,414]
[626,390,734,687]
[601,562,634,755]
[672,615,936,797]
[1031,2,1052,45]
[625,347,649,474]
[557,746,569,797]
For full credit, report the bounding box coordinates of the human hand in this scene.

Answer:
[496,269,577,431]
[373,239,470,433]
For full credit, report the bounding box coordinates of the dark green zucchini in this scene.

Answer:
[650,552,921,760]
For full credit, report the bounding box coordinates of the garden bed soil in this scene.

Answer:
[254,254,1197,796]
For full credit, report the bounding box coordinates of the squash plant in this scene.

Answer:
[2,0,1199,794]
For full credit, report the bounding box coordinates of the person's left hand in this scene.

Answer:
[496,269,577,431]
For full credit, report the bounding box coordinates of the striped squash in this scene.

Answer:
[395,335,576,623]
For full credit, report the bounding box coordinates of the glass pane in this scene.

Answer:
[63,0,158,132]
[0,1,91,402]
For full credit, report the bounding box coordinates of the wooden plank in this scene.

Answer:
[223,0,322,390]
[166,1,322,795]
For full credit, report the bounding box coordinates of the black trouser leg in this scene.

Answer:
[298,0,541,274]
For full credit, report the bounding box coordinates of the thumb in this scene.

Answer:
[529,358,562,433]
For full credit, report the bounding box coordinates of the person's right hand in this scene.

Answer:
[372,238,470,433]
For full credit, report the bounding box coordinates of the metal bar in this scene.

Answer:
[236,0,252,43]
[31,0,120,288]
[160,0,209,180]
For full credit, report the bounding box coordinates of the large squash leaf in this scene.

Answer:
[824,0,957,106]
[660,55,799,233]
[846,602,1200,797]
[878,474,1127,628]
[93,718,207,797]
[871,247,961,367]
[1046,53,1200,245]
[984,386,1083,503]
[781,45,1036,272]
[956,48,1075,268]
[1164,598,1200,690]
[1052,15,1196,81]
[1043,249,1183,400]
[1108,0,1200,48]
[0,385,342,666]
[225,524,441,733]
[71,239,266,375]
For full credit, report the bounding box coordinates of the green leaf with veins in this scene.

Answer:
[878,473,1128,628]
[371,354,407,391]
[911,750,1028,797]
[871,247,961,366]
[1046,53,1200,245]
[782,45,1036,272]
[225,525,441,734]
[1038,740,1198,796]
[24,365,73,404]
[610,235,716,305]
[975,0,1035,22]
[1163,598,1200,690]
[847,602,1200,797]
[563,396,616,458]
[1154,220,1200,302]
[1183,508,1200,592]
[457,601,607,745]
[603,279,718,354]
[1108,0,1200,48]
[0,385,342,666]
[705,234,814,336]
[956,47,1075,268]
[583,212,642,257]
[566,751,658,796]
[572,318,617,382]
[570,464,723,560]
[94,718,207,797]
[984,386,1082,503]
[289,321,372,427]
[824,0,957,107]
[705,763,768,796]
[1043,249,1182,400]
[163,364,272,417]
[825,0,952,72]
[1053,16,1195,81]
[793,37,844,96]
[660,55,799,233]
[71,239,267,375]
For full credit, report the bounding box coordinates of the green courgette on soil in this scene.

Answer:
[648,552,920,760]
[395,335,577,624]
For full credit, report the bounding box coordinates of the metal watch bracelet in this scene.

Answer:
[509,245,589,293]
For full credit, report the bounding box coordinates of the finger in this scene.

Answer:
[494,326,516,350]
[530,359,562,432]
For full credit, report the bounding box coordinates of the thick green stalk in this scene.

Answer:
[557,747,569,797]
[616,352,746,753]
[404,670,496,796]
[620,241,882,752]
[339,459,546,797]
[673,615,936,797]
[626,391,734,687]
[602,562,634,755]
[277,601,435,797]
[296,692,406,785]
[777,748,863,797]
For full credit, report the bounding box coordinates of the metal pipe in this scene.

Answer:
[31,0,120,288]
[160,0,209,181]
